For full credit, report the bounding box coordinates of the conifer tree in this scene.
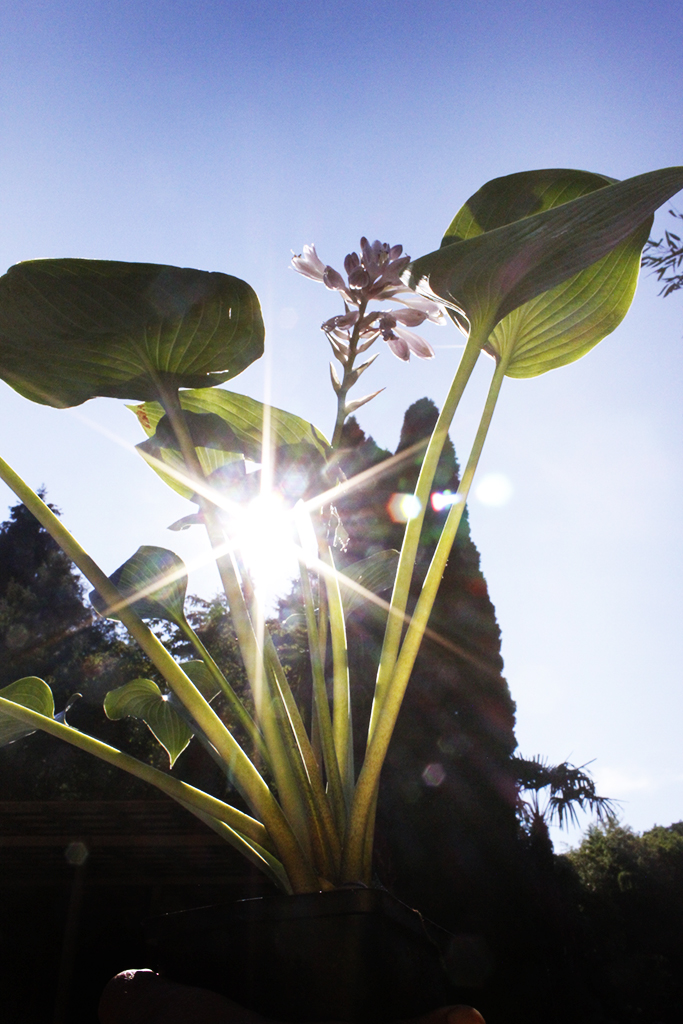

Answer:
[333,399,518,927]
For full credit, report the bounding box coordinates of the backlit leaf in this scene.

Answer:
[90,546,187,625]
[0,260,264,407]
[340,549,400,617]
[130,388,331,502]
[437,169,655,376]
[104,678,192,767]
[405,167,683,370]
[490,220,651,376]
[0,677,54,747]
[179,660,222,702]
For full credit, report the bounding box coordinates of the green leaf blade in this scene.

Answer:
[90,546,188,625]
[131,388,331,501]
[104,678,192,767]
[0,677,55,747]
[490,218,652,377]
[406,166,683,345]
[443,168,618,241]
[180,660,222,702]
[340,549,400,617]
[0,260,264,407]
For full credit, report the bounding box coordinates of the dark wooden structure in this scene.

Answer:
[0,800,271,1023]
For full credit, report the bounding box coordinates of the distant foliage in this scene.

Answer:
[514,753,616,851]
[642,209,683,296]
[564,821,683,1023]
[0,498,176,797]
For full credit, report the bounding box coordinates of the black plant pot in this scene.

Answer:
[146,888,459,1023]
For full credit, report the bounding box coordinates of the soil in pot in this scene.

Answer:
[145,887,465,1023]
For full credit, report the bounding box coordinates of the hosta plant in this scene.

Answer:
[0,166,681,893]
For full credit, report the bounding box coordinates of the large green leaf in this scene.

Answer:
[90,546,187,625]
[405,167,683,369]
[439,169,653,377]
[489,220,651,377]
[0,260,264,407]
[104,678,192,767]
[0,677,54,747]
[130,388,331,501]
[340,549,400,617]
[442,169,617,240]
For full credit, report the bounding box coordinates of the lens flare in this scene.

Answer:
[474,473,513,507]
[422,763,446,787]
[387,493,422,523]
[430,491,464,513]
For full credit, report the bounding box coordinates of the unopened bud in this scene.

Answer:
[348,266,370,289]
[323,266,347,291]
[329,362,342,394]
[344,252,360,274]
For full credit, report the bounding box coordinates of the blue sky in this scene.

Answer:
[1,0,682,844]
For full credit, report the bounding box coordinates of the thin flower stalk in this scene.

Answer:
[293,238,444,447]
[297,554,347,839]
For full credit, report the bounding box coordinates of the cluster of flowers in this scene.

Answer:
[292,238,446,362]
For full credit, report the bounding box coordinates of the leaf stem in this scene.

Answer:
[0,696,270,849]
[156,384,333,883]
[321,540,353,811]
[343,350,508,881]
[297,555,346,836]
[368,330,486,742]
[177,800,291,892]
[177,617,269,762]
[0,455,317,891]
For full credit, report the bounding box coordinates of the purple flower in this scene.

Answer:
[391,291,448,326]
[291,244,327,282]
[376,313,434,361]
[295,237,433,309]
[295,236,452,370]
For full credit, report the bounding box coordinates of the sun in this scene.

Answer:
[230,491,300,607]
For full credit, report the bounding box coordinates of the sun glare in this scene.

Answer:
[231,491,299,604]
[474,473,514,507]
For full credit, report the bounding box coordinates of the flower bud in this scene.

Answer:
[322,312,359,332]
[344,252,360,274]
[323,266,347,292]
[348,266,370,289]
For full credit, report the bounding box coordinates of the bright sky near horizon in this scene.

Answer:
[1,0,682,847]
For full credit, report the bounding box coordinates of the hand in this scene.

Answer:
[98,969,486,1024]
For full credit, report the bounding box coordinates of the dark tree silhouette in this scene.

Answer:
[514,753,617,854]
[565,821,683,1024]
[0,496,167,798]
[0,494,95,688]
[329,399,519,932]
